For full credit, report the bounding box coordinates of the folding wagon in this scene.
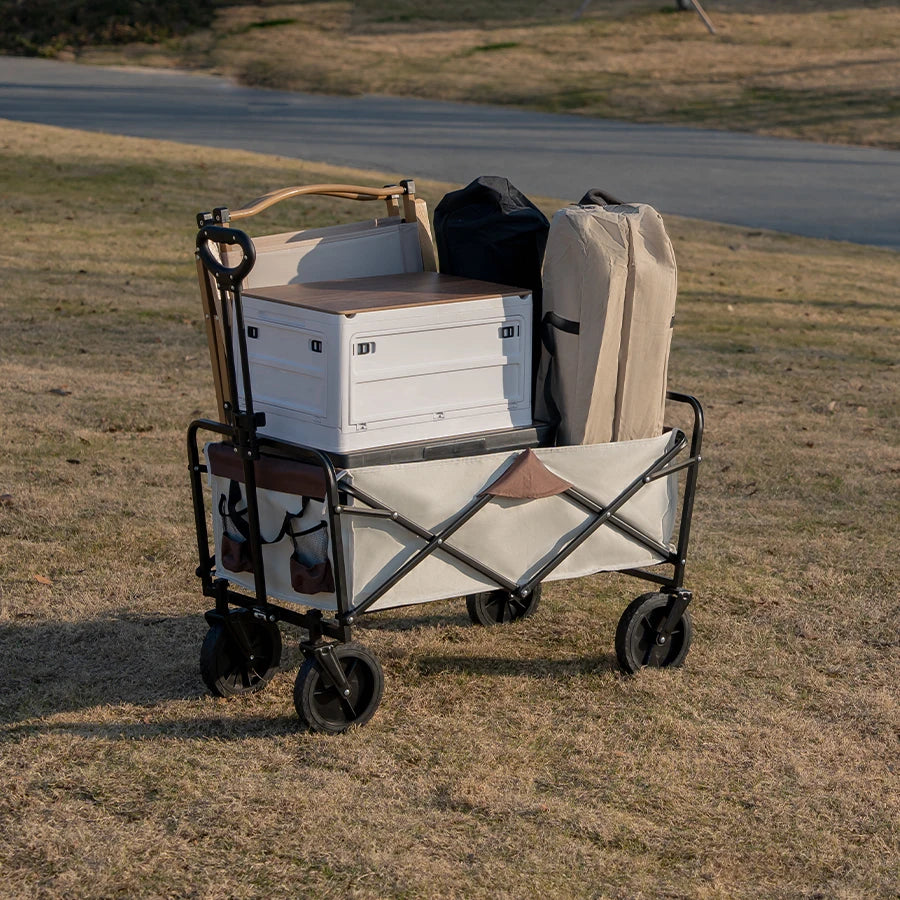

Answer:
[187,180,703,733]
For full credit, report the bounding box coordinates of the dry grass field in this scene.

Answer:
[1,119,898,897]
[75,0,900,149]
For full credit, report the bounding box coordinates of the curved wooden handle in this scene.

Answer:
[229,183,406,220]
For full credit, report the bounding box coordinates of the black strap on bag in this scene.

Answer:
[539,311,581,430]
[542,312,580,350]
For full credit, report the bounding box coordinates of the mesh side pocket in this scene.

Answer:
[221,533,254,573]
[217,479,308,578]
[289,522,335,595]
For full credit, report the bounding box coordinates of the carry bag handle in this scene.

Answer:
[578,188,625,207]
[200,178,437,273]
[538,311,580,430]
[196,224,256,288]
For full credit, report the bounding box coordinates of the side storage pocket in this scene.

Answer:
[218,480,256,573]
[217,479,309,576]
[289,521,336,595]
[220,532,254,573]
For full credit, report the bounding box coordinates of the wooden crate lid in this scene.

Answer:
[243,272,530,315]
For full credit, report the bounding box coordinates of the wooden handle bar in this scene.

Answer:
[229,183,409,221]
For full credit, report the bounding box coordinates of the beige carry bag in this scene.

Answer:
[535,200,677,444]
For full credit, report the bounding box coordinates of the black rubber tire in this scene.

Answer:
[615,591,693,674]
[200,615,282,697]
[293,643,384,734]
[465,583,541,626]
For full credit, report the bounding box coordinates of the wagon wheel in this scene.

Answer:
[465,583,542,626]
[200,614,282,697]
[294,643,384,734]
[615,592,693,674]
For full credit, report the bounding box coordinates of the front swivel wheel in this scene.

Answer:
[615,591,693,674]
[294,642,384,734]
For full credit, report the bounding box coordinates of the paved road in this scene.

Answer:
[2,56,898,248]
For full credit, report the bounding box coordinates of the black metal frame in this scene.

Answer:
[190,225,704,659]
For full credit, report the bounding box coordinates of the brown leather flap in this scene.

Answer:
[480,449,572,500]
[207,443,326,500]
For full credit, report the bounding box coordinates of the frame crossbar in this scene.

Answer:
[337,430,688,614]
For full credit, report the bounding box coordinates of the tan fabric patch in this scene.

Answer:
[480,449,572,500]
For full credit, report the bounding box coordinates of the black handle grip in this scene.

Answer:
[196,225,256,286]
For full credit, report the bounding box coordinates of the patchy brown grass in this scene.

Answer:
[1,119,898,898]
[74,0,900,148]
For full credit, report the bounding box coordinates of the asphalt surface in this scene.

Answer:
[2,56,898,248]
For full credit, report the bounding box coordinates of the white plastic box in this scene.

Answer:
[235,271,533,453]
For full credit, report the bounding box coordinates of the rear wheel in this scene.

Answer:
[294,643,384,734]
[615,592,692,674]
[465,583,541,626]
[200,613,282,697]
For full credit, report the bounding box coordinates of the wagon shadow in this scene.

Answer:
[362,606,472,632]
[416,652,619,678]
[2,712,307,744]
[0,612,211,725]
[0,607,617,740]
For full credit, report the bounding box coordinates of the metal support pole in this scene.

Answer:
[680,0,716,35]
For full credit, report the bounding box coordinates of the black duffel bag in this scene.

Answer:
[434,176,550,401]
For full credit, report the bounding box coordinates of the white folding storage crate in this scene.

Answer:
[235,272,533,453]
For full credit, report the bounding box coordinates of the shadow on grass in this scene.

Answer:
[363,606,472,632]
[2,711,307,743]
[0,612,211,724]
[0,604,619,740]
[0,611,325,740]
[416,652,619,678]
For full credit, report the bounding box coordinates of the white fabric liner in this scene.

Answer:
[205,432,678,613]
[222,218,424,290]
